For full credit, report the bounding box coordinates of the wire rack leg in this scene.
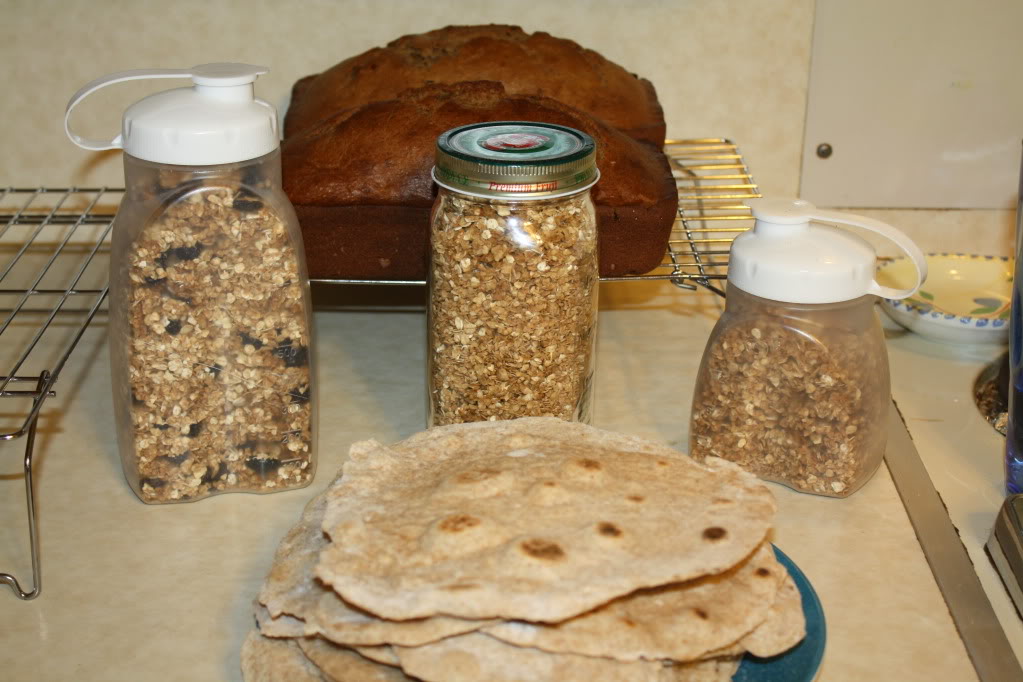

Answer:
[0,371,48,600]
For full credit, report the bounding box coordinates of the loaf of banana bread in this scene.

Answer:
[282,81,678,281]
[284,25,666,146]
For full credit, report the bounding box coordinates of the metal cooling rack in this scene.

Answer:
[0,187,114,599]
[308,138,761,291]
[0,139,758,600]
[612,138,760,294]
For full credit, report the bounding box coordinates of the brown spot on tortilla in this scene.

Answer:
[756,567,772,577]
[598,522,622,537]
[711,497,734,505]
[694,608,709,620]
[438,514,481,532]
[543,481,557,487]
[576,458,601,470]
[442,583,479,591]
[520,538,565,560]
[455,468,499,484]
[702,527,727,541]
[620,617,637,627]
[657,460,669,466]
[627,494,645,503]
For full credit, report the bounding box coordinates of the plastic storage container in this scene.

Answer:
[428,122,599,426]
[66,64,315,503]
[690,199,926,497]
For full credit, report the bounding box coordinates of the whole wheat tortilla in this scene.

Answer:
[317,418,775,622]
[241,631,326,682]
[661,656,742,681]
[256,443,493,647]
[701,574,807,661]
[310,583,494,646]
[353,645,401,667]
[258,470,343,621]
[483,541,784,661]
[393,632,740,682]
[255,601,307,638]
[738,575,805,657]
[296,637,416,682]
[393,631,667,682]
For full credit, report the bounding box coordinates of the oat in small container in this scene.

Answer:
[689,199,926,497]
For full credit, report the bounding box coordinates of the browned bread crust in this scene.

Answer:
[284,24,666,146]
[282,81,678,281]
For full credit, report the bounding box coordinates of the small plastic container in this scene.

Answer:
[66,64,315,503]
[690,199,926,497]
[428,122,599,426]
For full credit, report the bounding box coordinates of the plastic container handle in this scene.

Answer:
[65,64,270,150]
[811,209,928,300]
[64,69,197,151]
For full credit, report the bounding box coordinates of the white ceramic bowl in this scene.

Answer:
[876,253,1012,345]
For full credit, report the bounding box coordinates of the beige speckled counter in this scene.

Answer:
[886,327,1023,662]
[0,281,977,681]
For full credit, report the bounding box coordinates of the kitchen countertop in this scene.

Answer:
[0,281,983,681]
[886,328,1023,662]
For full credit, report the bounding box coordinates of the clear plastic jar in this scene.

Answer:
[689,285,889,497]
[428,122,599,425]
[109,151,316,503]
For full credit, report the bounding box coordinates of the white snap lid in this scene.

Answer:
[65,63,279,165]
[729,198,927,304]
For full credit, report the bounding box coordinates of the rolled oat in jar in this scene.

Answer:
[428,122,599,426]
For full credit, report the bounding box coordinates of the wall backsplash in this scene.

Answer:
[1,0,1011,256]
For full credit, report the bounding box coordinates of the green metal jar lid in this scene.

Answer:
[433,121,599,199]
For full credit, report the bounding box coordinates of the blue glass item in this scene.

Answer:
[733,546,826,682]
[1006,144,1023,495]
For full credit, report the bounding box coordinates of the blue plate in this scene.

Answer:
[733,546,826,682]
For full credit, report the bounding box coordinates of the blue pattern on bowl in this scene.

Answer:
[877,253,1011,344]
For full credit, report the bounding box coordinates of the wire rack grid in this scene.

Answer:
[623,138,760,294]
[307,138,761,290]
[0,186,114,599]
[0,139,759,600]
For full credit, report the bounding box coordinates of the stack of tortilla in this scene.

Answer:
[242,417,805,682]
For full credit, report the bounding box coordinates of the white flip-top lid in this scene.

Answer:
[729,198,927,304]
[65,63,279,165]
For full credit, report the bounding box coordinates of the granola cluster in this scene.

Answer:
[690,303,887,497]
[125,184,313,502]
[429,191,597,425]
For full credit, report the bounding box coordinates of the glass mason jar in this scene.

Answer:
[109,150,316,503]
[689,284,889,498]
[428,122,599,426]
